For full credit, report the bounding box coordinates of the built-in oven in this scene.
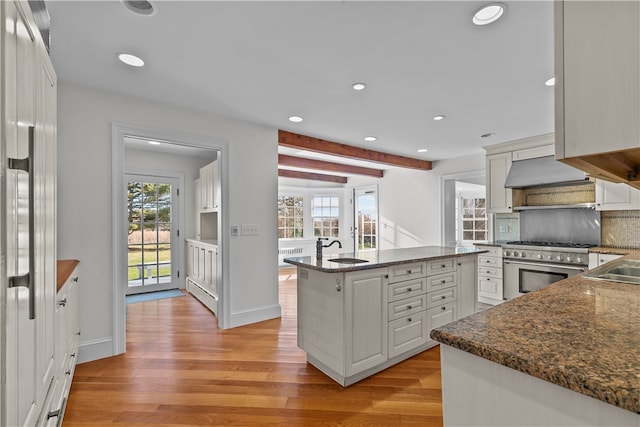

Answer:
[503,259,587,300]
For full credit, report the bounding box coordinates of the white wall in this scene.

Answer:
[348,153,486,248]
[57,82,280,362]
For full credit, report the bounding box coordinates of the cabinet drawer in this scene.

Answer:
[388,310,428,358]
[388,261,426,283]
[477,265,502,279]
[478,276,503,297]
[475,245,502,257]
[427,258,456,275]
[388,294,427,321]
[426,271,457,292]
[427,302,457,332]
[427,287,457,308]
[478,256,502,268]
[388,277,427,302]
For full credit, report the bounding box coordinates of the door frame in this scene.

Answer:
[112,123,229,356]
[123,172,183,295]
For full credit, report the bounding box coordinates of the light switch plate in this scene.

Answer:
[241,224,259,236]
[231,225,239,237]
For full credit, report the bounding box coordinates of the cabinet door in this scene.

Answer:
[426,302,457,342]
[457,256,477,318]
[595,180,640,211]
[204,246,217,295]
[345,269,388,376]
[388,311,427,358]
[486,153,513,213]
[478,276,503,301]
[211,160,220,209]
[199,164,211,210]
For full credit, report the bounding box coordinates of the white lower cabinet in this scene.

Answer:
[588,252,624,270]
[297,254,478,386]
[476,245,504,305]
[186,239,218,316]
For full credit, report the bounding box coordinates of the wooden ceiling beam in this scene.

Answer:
[278,130,432,171]
[278,154,384,178]
[278,169,347,184]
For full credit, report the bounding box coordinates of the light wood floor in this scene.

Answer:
[63,268,444,426]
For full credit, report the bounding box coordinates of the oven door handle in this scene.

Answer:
[504,260,586,272]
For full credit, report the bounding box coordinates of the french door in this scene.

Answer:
[354,186,378,251]
[125,174,179,295]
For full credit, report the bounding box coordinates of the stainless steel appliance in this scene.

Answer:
[503,241,591,299]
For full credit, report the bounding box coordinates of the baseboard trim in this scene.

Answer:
[77,337,115,363]
[227,303,281,328]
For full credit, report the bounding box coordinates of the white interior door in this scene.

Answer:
[354,186,378,251]
[125,174,180,295]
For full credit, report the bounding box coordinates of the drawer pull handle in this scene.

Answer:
[407,269,412,274]
[407,287,412,292]
[407,305,412,310]
[441,264,446,268]
[407,317,412,322]
[487,270,491,273]
[58,298,67,307]
[385,274,389,279]
[65,370,71,376]
[486,260,491,263]
[441,306,446,311]
[441,279,446,284]
[441,295,446,299]
[72,276,78,282]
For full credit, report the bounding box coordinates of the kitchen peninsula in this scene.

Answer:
[284,246,486,386]
[431,253,640,427]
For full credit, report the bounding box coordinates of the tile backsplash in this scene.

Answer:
[600,210,640,248]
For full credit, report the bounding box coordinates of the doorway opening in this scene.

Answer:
[354,185,378,251]
[125,174,180,295]
[441,171,487,247]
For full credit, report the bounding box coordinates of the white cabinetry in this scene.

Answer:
[186,239,218,316]
[3,2,58,426]
[199,160,219,212]
[486,153,513,213]
[476,245,504,305]
[595,180,640,211]
[554,1,640,185]
[588,252,624,270]
[425,259,457,346]
[456,255,477,318]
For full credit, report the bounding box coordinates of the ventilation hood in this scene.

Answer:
[504,156,589,188]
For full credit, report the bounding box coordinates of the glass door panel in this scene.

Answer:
[354,186,378,251]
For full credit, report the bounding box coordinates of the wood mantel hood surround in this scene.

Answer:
[559,148,640,190]
[278,130,433,172]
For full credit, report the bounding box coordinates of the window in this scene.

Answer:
[278,195,304,238]
[312,196,340,237]
[457,195,487,242]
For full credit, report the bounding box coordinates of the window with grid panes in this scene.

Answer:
[312,196,340,238]
[458,196,487,242]
[277,195,304,238]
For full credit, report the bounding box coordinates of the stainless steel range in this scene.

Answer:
[503,241,593,299]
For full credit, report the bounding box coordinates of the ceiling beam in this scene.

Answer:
[278,169,347,184]
[278,154,384,178]
[278,130,432,171]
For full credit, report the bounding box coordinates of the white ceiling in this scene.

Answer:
[46,1,554,164]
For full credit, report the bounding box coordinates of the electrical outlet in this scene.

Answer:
[299,269,308,280]
[241,224,259,236]
[499,225,509,233]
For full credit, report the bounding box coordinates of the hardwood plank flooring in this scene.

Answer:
[63,268,443,426]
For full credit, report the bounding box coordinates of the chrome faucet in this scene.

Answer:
[316,238,342,258]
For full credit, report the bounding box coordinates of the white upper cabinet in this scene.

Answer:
[555,1,640,184]
[595,179,640,211]
[486,153,512,213]
[199,160,219,212]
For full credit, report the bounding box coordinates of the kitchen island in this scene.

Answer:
[284,246,485,386]
[431,252,640,426]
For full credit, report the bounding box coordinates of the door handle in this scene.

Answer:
[8,126,35,319]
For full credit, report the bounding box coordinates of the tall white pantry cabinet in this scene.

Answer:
[1,1,63,426]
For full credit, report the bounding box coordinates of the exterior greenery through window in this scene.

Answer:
[457,196,487,242]
[312,196,340,237]
[277,195,304,238]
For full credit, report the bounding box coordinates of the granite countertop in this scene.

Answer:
[590,246,635,255]
[284,245,487,272]
[57,259,79,292]
[431,251,640,414]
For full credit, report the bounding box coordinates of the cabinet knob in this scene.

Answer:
[441,295,446,299]
[441,279,446,284]
[407,317,412,322]
[65,370,71,376]
[384,274,389,279]
[72,277,78,282]
[441,306,446,311]
[336,284,342,292]
[407,305,412,310]
[407,269,412,274]
[407,287,412,292]
[457,263,461,266]
[58,298,67,307]
[441,264,446,268]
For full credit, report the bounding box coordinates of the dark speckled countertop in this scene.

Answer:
[431,251,640,414]
[283,245,486,272]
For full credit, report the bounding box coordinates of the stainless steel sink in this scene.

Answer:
[585,259,640,285]
[327,257,369,264]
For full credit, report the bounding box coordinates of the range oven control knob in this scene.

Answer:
[520,252,527,257]
[576,257,583,264]
[504,250,511,257]
[566,256,573,262]
[547,255,553,260]
[537,254,543,259]
[512,251,519,257]
[556,255,563,261]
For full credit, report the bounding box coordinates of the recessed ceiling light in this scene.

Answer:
[118,53,144,67]
[433,115,446,121]
[352,83,367,91]
[480,133,496,138]
[288,116,303,123]
[121,0,155,16]
[473,3,507,26]
[545,77,556,86]
[148,140,161,145]
[417,148,429,153]
[364,136,377,142]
